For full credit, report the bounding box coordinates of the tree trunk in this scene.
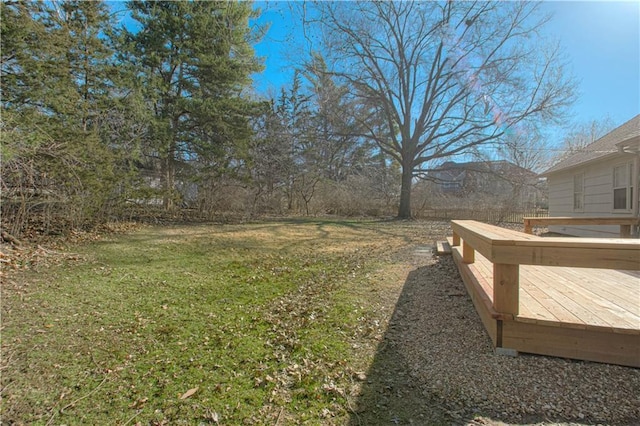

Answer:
[397,162,413,219]
[162,154,175,210]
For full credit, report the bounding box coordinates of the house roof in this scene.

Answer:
[429,160,537,186]
[543,114,640,176]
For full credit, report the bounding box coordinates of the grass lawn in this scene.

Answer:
[1,219,447,425]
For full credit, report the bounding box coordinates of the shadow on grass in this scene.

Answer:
[348,262,454,426]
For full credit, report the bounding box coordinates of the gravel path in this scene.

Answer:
[364,235,640,425]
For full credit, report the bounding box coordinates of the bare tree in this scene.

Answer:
[551,116,617,164]
[495,129,550,174]
[313,1,575,218]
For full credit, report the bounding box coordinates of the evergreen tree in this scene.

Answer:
[122,1,264,209]
[1,0,120,234]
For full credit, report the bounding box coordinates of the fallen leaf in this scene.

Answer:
[129,397,148,408]
[180,387,198,399]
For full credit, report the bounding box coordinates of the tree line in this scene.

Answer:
[2,1,576,238]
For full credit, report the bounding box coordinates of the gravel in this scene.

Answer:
[369,226,640,426]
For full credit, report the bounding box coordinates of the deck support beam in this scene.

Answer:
[462,241,475,264]
[621,224,631,238]
[452,231,460,247]
[493,263,519,317]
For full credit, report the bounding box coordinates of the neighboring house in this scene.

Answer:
[429,160,543,208]
[542,114,640,237]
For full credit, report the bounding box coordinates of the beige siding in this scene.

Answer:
[547,155,635,237]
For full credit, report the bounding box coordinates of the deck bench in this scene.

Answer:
[451,220,640,317]
[523,216,640,237]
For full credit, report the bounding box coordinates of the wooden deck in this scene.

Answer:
[451,242,640,367]
[447,221,640,368]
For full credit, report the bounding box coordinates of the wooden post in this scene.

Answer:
[523,219,533,235]
[462,241,475,264]
[452,232,460,246]
[620,225,631,238]
[493,264,519,317]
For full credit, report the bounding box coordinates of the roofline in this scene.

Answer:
[543,134,640,176]
[542,115,640,176]
[541,152,620,177]
[616,134,640,153]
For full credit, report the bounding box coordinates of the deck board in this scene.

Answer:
[560,268,640,313]
[518,285,556,322]
[520,265,589,326]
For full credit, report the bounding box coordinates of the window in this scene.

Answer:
[613,163,633,211]
[573,173,584,210]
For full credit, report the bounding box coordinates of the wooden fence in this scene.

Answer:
[417,207,548,224]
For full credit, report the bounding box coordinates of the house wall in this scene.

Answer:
[547,154,639,237]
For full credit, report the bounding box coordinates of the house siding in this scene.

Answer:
[547,155,636,237]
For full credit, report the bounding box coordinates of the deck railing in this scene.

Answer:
[523,216,640,237]
[451,220,640,318]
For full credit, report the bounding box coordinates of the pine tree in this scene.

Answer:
[122,1,264,209]
[1,0,119,234]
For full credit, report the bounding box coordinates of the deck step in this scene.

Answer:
[436,240,452,255]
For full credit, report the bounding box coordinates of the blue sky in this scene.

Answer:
[252,1,640,130]
[109,1,639,130]
[539,1,639,126]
